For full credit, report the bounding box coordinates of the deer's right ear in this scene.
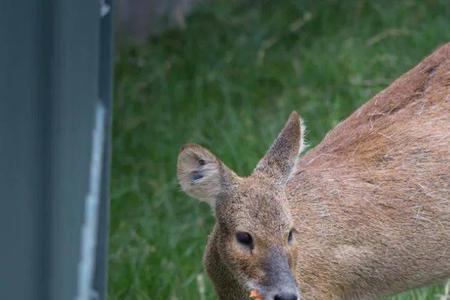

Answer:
[177,144,237,206]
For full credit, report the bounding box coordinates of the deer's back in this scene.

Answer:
[289,43,450,299]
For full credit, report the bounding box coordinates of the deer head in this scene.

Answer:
[177,112,305,300]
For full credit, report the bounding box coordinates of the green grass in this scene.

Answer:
[109,0,450,299]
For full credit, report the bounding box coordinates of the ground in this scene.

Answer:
[109,0,450,299]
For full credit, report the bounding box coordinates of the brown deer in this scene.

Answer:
[177,43,450,300]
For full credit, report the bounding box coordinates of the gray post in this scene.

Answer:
[0,1,113,300]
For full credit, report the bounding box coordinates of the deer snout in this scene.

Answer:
[274,293,298,300]
[262,247,300,300]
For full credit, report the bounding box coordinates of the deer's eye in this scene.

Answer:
[288,229,294,244]
[236,231,253,249]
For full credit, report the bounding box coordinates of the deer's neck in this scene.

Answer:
[287,157,450,299]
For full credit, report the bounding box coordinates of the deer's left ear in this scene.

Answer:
[254,111,305,181]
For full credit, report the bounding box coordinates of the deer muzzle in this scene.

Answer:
[251,246,300,300]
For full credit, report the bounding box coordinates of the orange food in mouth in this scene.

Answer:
[249,289,264,300]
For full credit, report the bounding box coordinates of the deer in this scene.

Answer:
[176,43,450,300]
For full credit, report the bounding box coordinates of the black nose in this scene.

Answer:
[274,293,298,300]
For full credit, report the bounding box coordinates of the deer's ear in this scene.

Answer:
[254,111,305,181]
[177,144,237,206]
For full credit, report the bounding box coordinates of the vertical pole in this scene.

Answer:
[0,1,113,299]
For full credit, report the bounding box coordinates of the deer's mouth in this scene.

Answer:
[245,282,267,300]
[246,283,300,300]
[249,288,264,300]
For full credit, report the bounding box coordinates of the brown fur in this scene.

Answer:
[177,43,450,299]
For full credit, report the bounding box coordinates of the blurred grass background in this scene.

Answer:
[109,0,450,299]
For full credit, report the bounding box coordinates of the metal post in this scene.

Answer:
[0,1,113,299]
